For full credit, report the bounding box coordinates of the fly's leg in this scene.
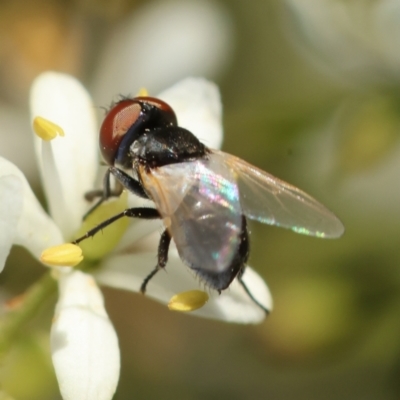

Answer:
[238,273,270,315]
[236,216,270,315]
[140,230,171,294]
[83,166,150,220]
[73,207,160,244]
[83,169,120,219]
[85,168,114,202]
[109,166,149,198]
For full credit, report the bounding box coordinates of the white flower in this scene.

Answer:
[284,0,400,85]
[0,71,272,399]
[51,271,120,400]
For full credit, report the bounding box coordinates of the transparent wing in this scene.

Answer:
[211,151,344,238]
[139,158,243,274]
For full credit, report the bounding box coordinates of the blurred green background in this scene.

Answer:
[2,0,400,399]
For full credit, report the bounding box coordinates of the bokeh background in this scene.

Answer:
[2,0,400,399]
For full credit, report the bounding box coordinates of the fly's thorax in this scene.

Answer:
[129,126,208,169]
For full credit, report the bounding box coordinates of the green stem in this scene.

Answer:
[0,272,56,353]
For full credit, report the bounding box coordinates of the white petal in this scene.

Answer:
[92,0,233,107]
[0,175,23,273]
[30,72,98,239]
[96,249,271,324]
[51,271,119,400]
[158,77,223,149]
[0,157,63,259]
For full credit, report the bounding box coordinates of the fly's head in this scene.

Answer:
[99,97,177,169]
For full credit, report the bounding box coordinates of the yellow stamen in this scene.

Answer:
[40,243,83,267]
[137,87,149,97]
[168,290,209,312]
[33,117,65,141]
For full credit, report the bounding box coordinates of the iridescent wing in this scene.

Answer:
[139,157,243,275]
[212,150,344,238]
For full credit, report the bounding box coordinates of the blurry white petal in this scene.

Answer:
[0,175,23,272]
[158,78,223,149]
[51,271,119,400]
[0,157,63,259]
[30,72,98,239]
[92,0,233,106]
[96,250,271,324]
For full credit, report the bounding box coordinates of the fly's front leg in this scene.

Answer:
[83,169,120,219]
[73,207,160,244]
[140,230,171,294]
[85,168,114,202]
[83,167,150,220]
[109,166,149,199]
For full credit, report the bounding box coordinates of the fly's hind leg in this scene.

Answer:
[140,229,171,294]
[237,274,270,315]
[237,216,270,315]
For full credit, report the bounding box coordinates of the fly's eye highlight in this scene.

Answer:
[100,99,142,165]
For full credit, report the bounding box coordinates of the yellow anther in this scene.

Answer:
[40,243,83,267]
[168,290,209,312]
[137,87,149,97]
[33,117,65,141]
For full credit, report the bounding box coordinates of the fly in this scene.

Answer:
[73,95,344,313]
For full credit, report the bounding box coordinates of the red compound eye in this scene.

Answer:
[100,99,141,165]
